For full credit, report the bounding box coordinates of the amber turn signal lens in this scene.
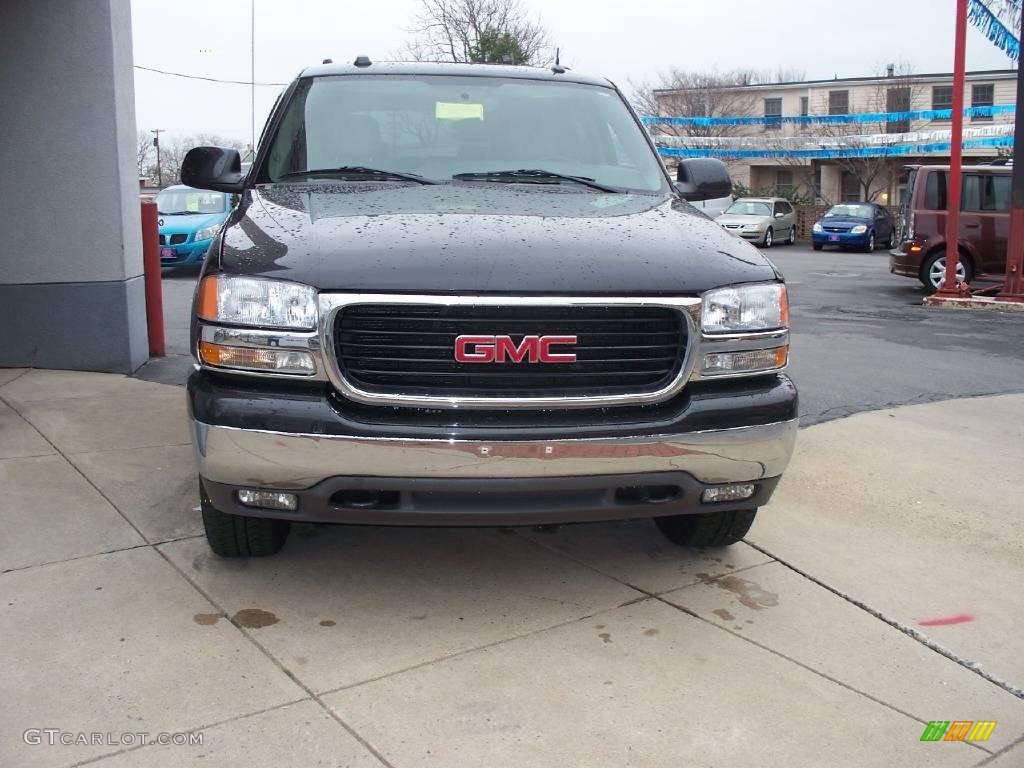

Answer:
[702,346,788,376]
[197,275,219,321]
[779,284,789,327]
[198,341,316,374]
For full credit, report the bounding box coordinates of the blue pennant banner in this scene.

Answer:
[658,136,1014,160]
[642,104,1015,127]
[968,0,1020,62]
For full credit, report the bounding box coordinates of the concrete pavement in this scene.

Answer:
[1,367,1022,767]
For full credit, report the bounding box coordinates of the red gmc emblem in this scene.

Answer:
[455,335,578,364]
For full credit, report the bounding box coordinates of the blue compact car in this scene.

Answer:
[811,203,895,252]
[156,185,232,266]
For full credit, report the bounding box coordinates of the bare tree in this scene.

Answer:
[631,69,761,141]
[402,0,549,65]
[137,130,153,179]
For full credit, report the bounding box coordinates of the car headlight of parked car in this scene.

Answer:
[198,275,318,330]
[743,223,761,230]
[702,283,788,333]
[194,225,221,242]
[850,224,868,234]
[812,222,823,233]
[195,276,319,375]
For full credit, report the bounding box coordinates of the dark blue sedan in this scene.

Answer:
[811,203,895,252]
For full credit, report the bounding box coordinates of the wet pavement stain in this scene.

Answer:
[643,628,659,637]
[192,612,225,626]
[712,576,778,610]
[598,632,612,643]
[231,609,280,629]
[712,608,735,622]
[319,619,336,627]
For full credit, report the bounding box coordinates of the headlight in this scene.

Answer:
[701,283,788,334]
[197,275,318,330]
[194,225,220,242]
[743,223,761,230]
[812,222,823,233]
[851,224,868,234]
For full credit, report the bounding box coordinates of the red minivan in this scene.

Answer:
[889,163,1011,291]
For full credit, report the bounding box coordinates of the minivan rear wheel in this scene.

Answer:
[922,251,972,292]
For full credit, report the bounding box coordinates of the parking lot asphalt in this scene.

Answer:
[144,244,1024,426]
[2,368,1022,767]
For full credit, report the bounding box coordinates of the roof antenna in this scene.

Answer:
[552,47,566,74]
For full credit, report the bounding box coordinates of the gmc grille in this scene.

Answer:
[333,304,687,399]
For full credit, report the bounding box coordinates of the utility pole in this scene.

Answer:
[151,128,164,189]
[251,0,256,154]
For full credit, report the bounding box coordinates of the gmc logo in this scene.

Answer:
[455,335,577,364]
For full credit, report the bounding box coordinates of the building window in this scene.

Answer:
[828,90,849,115]
[886,87,911,133]
[972,83,994,121]
[800,96,809,116]
[932,85,953,120]
[814,165,822,199]
[775,169,794,196]
[841,171,861,202]
[764,97,782,130]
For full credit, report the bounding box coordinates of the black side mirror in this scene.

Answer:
[674,158,732,202]
[181,146,245,193]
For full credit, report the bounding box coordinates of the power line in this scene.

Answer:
[133,64,285,87]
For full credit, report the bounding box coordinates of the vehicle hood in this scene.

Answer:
[818,216,870,228]
[715,213,772,227]
[214,182,781,294]
[158,211,228,234]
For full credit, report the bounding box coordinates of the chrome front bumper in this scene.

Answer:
[191,417,798,491]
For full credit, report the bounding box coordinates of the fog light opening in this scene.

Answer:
[332,489,401,509]
[615,485,681,505]
[701,483,756,504]
[237,489,298,512]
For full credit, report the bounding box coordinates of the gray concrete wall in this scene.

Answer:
[0,0,148,372]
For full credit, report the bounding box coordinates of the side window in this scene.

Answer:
[923,171,947,210]
[779,201,793,215]
[963,174,1011,212]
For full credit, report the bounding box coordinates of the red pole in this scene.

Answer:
[141,198,166,357]
[934,0,969,298]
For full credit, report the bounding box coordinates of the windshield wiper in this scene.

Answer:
[452,169,620,193]
[157,211,190,216]
[278,166,438,185]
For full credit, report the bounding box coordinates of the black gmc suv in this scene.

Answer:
[181,60,797,557]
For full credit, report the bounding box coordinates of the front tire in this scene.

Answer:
[921,251,972,292]
[654,509,758,548]
[762,228,773,248]
[812,242,824,251]
[200,482,291,557]
[862,231,875,253]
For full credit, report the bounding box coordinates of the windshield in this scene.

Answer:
[825,204,873,219]
[156,188,227,215]
[263,75,666,193]
[725,201,771,216]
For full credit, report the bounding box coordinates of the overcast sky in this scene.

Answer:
[131,0,1015,143]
